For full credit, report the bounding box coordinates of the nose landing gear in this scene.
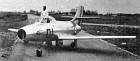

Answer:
[35,39,77,57]
[36,44,42,57]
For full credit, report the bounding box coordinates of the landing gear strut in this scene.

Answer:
[70,39,77,48]
[36,44,42,57]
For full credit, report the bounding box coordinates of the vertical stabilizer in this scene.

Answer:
[71,6,84,25]
[71,6,84,21]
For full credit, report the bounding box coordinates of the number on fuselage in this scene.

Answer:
[46,29,53,38]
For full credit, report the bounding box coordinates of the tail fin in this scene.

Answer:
[71,6,84,25]
[72,6,84,21]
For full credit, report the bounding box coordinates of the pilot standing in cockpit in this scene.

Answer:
[40,6,50,23]
[41,6,48,17]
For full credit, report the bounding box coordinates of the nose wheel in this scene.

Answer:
[36,49,42,57]
[70,39,77,48]
[36,44,42,57]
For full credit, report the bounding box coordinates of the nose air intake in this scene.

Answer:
[18,29,26,39]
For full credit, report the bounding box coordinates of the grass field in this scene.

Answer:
[0,14,28,49]
[81,24,140,55]
[82,16,140,26]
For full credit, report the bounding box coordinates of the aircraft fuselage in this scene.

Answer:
[17,21,81,42]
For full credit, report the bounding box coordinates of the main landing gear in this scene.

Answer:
[70,39,77,48]
[56,39,63,47]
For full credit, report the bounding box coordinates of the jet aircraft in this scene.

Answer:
[8,6,136,57]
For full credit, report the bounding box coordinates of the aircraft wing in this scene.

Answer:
[59,35,136,40]
[8,29,19,32]
[57,30,136,40]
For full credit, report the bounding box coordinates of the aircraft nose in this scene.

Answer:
[18,29,26,39]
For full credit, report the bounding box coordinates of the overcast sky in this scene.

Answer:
[0,0,140,14]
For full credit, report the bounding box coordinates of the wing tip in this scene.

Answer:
[8,29,19,32]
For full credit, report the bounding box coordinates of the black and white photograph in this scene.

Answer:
[0,0,139,61]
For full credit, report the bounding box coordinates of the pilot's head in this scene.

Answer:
[43,6,46,11]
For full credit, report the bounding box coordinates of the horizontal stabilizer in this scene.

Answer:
[8,29,19,32]
[59,36,136,40]
[76,17,100,19]
[62,16,100,19]
[61,16,73,18]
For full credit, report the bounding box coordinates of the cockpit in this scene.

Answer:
[41,18,51,23]
[36,16,56,23]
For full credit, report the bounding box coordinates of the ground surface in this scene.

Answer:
[0,14,139,61]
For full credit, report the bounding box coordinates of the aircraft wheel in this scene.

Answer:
[36,49,42,57]
[70,39,77,48]
[56,40,63,47]
[59,41,63,47]
[70,42,76,48]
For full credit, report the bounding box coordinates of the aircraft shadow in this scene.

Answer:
[23,42,133,58]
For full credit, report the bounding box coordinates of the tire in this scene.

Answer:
[56,40,63,47]
[70,42,76,48]
[59,41,63,47]
[36,49,42,57]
